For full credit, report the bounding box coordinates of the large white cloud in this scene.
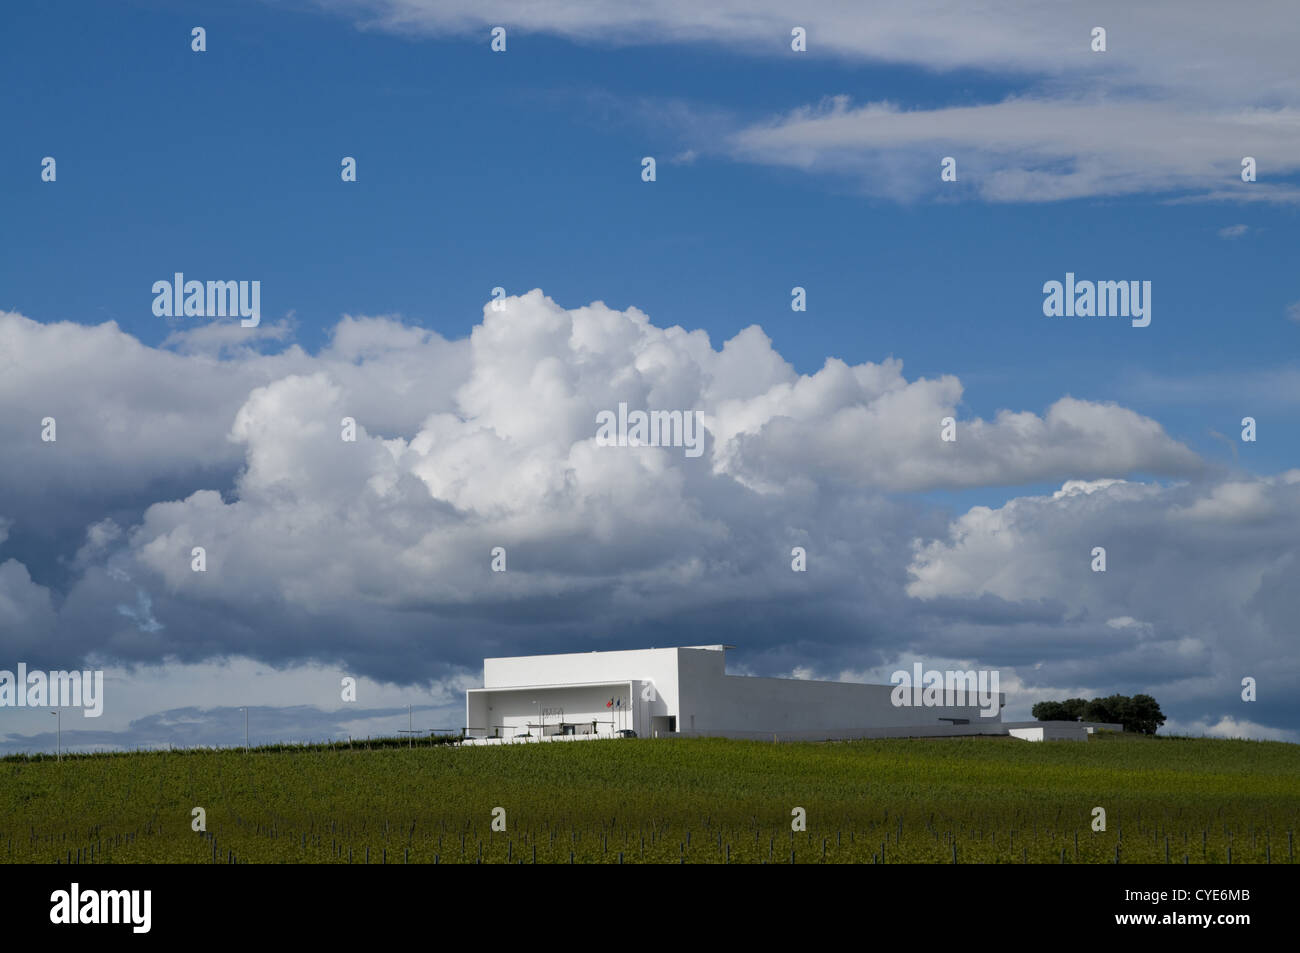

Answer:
[1,295,1294,742]
[906,471,1300,730]
[0,310,466,505]
[0,519,57,655]
[92,291,1203,618]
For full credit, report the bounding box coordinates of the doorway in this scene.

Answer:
[650,715,677,737]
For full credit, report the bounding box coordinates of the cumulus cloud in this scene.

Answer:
[905,471,1300,733]
[720,383,1201,492]
[1,294,1295,743]
[62,291,1200,628]
[0,310,467,545]
[907,472,1300,611]
[1166,715,1298,743]
[0,557,58,654]
[0,517,58,653]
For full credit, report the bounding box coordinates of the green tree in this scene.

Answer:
[1123,694,1167,735]
[1061,698,1089,721]
[1032,698,1090,722]
[1083,694,1128,725]
[1031,701,1069,721]
[1033,694,1165,734]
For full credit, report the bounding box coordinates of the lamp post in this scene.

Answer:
[532,700,538,740]
[397,704,419,748]
[50,710,60,762]
[239,707,249,750]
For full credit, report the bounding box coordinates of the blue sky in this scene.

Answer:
[1,0,1298,751]
[6,1,1297,446]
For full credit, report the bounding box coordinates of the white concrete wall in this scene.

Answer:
[466,691,488,736]
[470,646,1003,741]
[467,682,633,738]
[686,678,1002,735]
[1007,726,1044,741]
[677,647,1002,735]
[1003,721,1120,742]
[482,647,687,734]
[1008,726,1092,741]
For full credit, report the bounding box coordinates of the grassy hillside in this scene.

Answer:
[4,733,1298,863]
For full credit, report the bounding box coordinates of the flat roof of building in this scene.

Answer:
[484,644,735,661]
[468,679,635,692]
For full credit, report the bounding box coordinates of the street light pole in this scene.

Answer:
[50,710,60,761]
[239,707,248,750]
[398,703,426,748]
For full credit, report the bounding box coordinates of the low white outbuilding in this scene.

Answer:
[463,645,1043,744]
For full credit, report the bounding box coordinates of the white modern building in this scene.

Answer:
[461,645,1106,744]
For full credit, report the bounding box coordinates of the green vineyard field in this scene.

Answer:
[4,733,1298,864]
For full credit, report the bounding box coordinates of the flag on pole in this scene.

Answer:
[606,698,613,708]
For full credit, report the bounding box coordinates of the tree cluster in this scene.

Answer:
[1030,694,1166,735]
